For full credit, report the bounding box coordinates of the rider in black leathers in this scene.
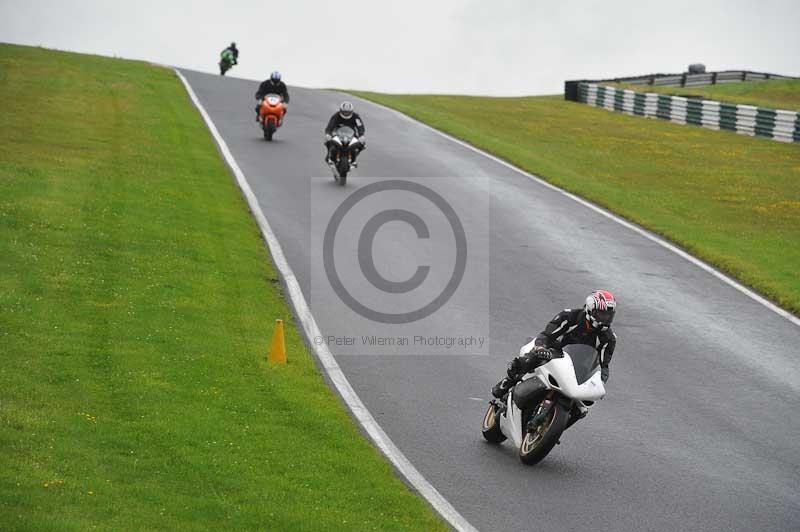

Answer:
[324,101,365,164]
[254,71,290,120]
[492,290,618,403]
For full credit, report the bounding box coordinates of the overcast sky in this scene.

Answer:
[2,0,799,95]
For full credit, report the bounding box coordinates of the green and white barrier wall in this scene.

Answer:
[576,82,799,143]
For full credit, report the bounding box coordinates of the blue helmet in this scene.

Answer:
[270,71,281,83]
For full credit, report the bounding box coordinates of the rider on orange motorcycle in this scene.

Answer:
[254,71,290,120]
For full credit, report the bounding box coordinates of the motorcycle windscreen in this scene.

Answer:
[335,125,355,144]
[562,344,600,384]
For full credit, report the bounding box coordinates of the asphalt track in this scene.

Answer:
[179,69,800,532]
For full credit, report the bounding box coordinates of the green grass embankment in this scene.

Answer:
[608,79,800,111]
[349,90,800,315]
[0,43,445,531]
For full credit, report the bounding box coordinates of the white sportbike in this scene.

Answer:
[481,342,606,465]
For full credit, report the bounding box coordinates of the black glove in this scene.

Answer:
[506,359,520,380]
[601,366,610,383]
[492,378,514,398]
[532,346,552,361]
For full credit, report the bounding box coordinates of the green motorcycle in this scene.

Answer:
[219,50,235,76]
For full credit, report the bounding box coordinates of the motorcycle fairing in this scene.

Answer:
[536,355,606,402]
[512,376,547,410]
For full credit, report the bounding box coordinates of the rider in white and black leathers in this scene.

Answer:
[492,290,618,399]
[325,101,365,164]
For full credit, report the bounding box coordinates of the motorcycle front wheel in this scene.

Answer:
[481,403,506,444]
[336,158,349,185]
[264,122,275,141]
[519,402,569,465]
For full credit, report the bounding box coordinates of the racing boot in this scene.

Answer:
[325,144,337,166]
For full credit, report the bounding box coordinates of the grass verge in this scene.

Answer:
[608,79,800,111]
[349,90,800,315]
[0,43,445,531]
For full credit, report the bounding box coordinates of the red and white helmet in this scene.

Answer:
[585,290,617,330]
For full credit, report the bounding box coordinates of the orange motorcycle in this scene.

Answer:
[258,93,286,141]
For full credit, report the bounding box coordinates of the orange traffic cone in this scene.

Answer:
[268,319,286,364]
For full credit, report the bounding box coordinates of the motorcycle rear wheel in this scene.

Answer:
[481,403,506,444]
[519,402,569,465]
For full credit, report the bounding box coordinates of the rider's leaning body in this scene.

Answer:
[493,290,618,399]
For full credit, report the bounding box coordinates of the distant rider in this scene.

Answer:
[324,101,365,164]
[221,42,239,64]
[492,290,618,407]
[255,71,290,120]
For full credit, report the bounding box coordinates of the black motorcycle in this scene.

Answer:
[327,126,362,186]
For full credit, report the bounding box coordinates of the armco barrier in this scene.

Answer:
[575,70,798,89]
[576,82,799,143]
[564,71,798,103]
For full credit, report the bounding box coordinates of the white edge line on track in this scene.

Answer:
[346,92,800,329]
[173,69,479,532]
